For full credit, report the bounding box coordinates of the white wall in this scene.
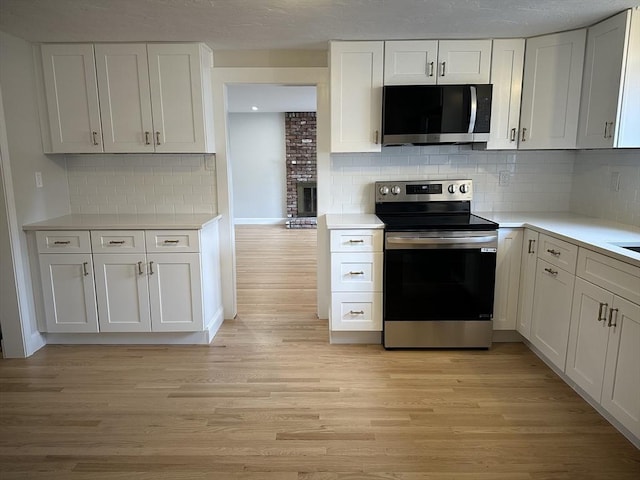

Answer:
[66,154,217,214]
[228,112,286,223]
[571,149,640,226]
[330,146,576,214]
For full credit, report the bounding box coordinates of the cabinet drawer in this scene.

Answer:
[145,230,200,253]
[36,231,91,254]
[330,229,383,253]
[537,233,578,273]
[331,253,382,292]
[577,248,640,305]
[330,292,382,331]
[91,231,146,253]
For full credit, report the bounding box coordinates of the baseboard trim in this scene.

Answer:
[45,331,212,345]
[329,330,382,344]
[492,329,523,342]
[234,218,287,225]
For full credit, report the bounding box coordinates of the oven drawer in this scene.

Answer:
[330,229,383,253]
[331,253,382,292]
[330,292,382,331]
[537,233,578,273]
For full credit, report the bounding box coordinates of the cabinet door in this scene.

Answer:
[39,254,98,333]
[566,278,614,400]
[93,254,151,332]
[493,228,523,330]
[147,44,209,153]
[519,29,586,149]
[436,40,492,84]
[384,40,438,85]
[41,44,103,153]
[530,259,575,370]
[330,41,383,153]
[601,296,640,438]
[95,44,155,153]
[577,10,630,149]
[147,253,203,332]
[487,39,525,150]
[516,229,538,339]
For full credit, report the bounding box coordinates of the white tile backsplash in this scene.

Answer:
[330,146,576,214]
[66,154,217,215]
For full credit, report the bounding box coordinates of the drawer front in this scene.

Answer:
[91,231,146,254]
[330,229,383,253]
[577,248,640,305]
[145,230,200,253]
[538,233,578,273]
[36,231,91,254]
[330,292,382,331]
[331,252,382,292]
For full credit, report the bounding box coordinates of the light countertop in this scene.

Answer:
[23,213,222,231]
[326,214,385,229]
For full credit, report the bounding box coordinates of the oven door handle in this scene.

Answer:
[386,235,497,247]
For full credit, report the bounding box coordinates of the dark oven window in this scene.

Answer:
[384,248,496,321]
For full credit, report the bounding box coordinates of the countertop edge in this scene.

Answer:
[23,214,222,231]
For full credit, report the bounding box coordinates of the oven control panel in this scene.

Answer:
[375,179,472,202]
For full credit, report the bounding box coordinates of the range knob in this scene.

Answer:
[391,185,401,195]
[379,186,390,195]
[459,184,469,194]
[447,184,457,194]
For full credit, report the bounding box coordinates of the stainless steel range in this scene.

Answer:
[375,179,498,349]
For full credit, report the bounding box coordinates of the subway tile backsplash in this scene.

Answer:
[331,146,576,214]
[66,154,217,215]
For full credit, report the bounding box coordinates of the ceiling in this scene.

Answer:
[0,0,637,50]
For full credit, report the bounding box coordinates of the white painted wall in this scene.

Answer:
[0,31,71,356]
[229,113,286,223]
[571,149,640,226]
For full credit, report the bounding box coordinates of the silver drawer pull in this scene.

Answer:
[349,271,365,275]
[597,302,608,322]
[349,310,365,315]
[544,267,558,276]
[546,249,561,256]
[54,240,71,245]
[163,239,180,244]
[109,240,126,245]
[348,239,365,244]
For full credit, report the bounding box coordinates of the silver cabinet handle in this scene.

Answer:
[597,302,608,322]
[145,131,151,145]
[510,128,517,142]
[428,61,434,77]
[440,61,446,76]
[349,310,365,315]
[607,308,618,327]
[109,240,125,245]
[155,131,161,145]
[521,127,527,142]
[528,239,536,254]
[54,240,71,245]
[137,261,143,275]
[348,271,365,275]
[604,121,608,139]
[82,262,89,276]
[149,261,154,275]
[92,131,99,145]
[163,239,180,244]
[544,267,558,276]
[607,121,614,139]
[374,130,379,145]
[467,86,477,134]
[348,239,365,244]
[547,249,561,257]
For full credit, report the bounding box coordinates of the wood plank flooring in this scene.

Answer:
[1,225,638,479]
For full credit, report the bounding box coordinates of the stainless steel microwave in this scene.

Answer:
[382,84,492,145]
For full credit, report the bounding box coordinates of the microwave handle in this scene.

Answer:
[468,86,477,134]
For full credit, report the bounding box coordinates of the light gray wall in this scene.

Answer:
[571,149,640,226]
[229,112,287,222]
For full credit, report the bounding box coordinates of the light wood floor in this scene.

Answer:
[0,225,638,479]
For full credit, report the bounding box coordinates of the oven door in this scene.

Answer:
[384,230,497,322]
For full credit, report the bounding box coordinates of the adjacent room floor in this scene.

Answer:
[0,225,638,479]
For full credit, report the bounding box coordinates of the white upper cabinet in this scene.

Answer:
[519,29,586,149]
[95,44,155,153]
[41,42,215,154]
[487,39,525,150]
[330,41,384,153]
[578,8,640,149]
[41,44,103,153]
[383,40,492,85]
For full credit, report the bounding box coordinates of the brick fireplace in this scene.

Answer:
[285,112,317,229]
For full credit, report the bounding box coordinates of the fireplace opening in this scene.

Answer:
[296,182,317,217]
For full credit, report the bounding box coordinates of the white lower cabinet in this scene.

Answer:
[516,229,539,339]
[492,228,523,330]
